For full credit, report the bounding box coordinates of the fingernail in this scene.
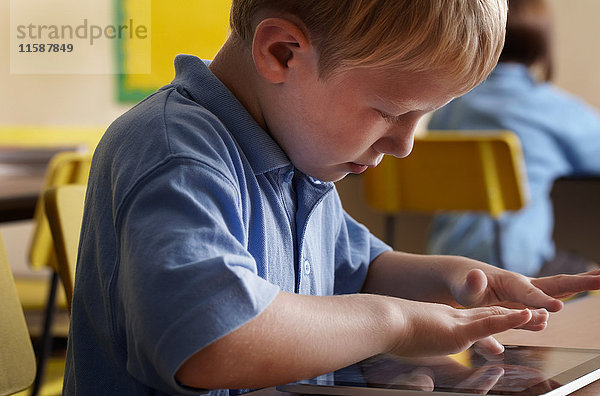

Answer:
[486,366,504,377]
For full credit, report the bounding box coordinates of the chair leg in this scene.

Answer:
[31,270,59,396]
[493,219,504,270]
[385,214,396,250]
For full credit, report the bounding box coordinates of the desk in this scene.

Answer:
[496,294,600,349]
[0,170,46,222]
[551,177,600,264]
[0,126,104,223]
[250,294,600,395]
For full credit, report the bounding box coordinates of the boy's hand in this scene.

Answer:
[452,267,600,313]
[389,299,538,357]
[363,252,600,314]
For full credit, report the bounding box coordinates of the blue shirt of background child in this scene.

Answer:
[427,63,600,276]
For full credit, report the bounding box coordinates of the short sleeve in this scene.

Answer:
[115,157,280,394]
[333,211,392,295]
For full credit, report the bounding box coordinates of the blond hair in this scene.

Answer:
[230,0,507,92]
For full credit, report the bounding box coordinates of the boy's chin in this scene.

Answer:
[311,171,349,183]
[329,173,351,183]
[296,163,351,183]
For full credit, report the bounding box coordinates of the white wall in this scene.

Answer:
[0,0,131,126]
[549,0,600,109]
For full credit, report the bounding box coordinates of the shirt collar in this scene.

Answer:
[170,54,291,175]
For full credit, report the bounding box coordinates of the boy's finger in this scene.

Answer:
[515,308,548,331]
[506,283,563,312]
[454,269,488,307]
[469,307,532,339]
[531,274,600,300]
[472,336,504,356]
[582,268,600,276]
[457,364,504,393]
[391,368,435,392]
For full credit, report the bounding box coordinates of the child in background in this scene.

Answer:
[64,1,600,395]
[427,0,600,277]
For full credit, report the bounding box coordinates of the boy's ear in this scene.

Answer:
[252,18,311,84]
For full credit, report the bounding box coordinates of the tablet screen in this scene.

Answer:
[279,346,600,395]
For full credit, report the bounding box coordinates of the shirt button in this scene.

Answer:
[284,169,294,183]
[303,260,311,275]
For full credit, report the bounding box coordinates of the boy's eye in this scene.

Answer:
[378,110,398,123]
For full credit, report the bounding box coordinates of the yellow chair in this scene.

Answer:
[29,152,91,272]
[0,233,37,395]
[25,151,91,395]
[363,130,528,263]
[44,185,87,314]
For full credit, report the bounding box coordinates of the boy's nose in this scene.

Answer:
[376,123,417,158]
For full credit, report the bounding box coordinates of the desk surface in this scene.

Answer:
[251,294,600,395]
[0,170,45,222]
[496,293,600,349]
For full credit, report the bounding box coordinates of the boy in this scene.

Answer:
[64,0,600,395]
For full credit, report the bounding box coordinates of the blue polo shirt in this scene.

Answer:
[427,63,600,276]
[63,55,390,395]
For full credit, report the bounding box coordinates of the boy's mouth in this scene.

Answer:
[348,155,382,174]
[348,162,373,174]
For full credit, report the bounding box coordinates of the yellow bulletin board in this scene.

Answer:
[116,0,232,102]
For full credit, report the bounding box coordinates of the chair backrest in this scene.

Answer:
[0,234,37,395]
[364,131,528,218]
[28,152,91,271]
[44,185,87,313]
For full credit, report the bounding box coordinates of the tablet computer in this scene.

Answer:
[278,345,600,395]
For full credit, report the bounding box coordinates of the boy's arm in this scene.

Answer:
[175,250,599,390]
[362,251,600,311]
[176,290,535,390]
